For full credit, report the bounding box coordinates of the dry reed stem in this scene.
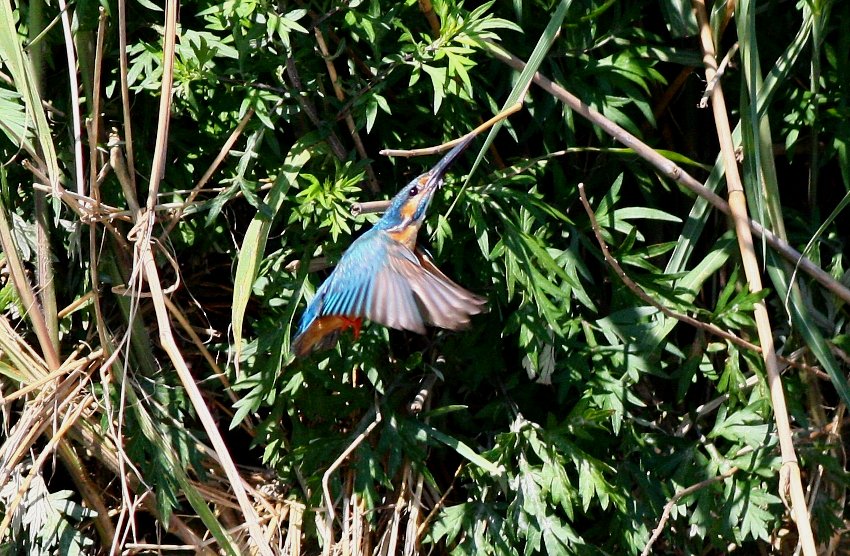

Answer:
[117,0,136,186]
[163,296,239,405]
[89,8,107,198]
[321,406,382,552]
[57,0,84,196]
[405,464,426,555]
[65,421,216,554]
[691,1,816,553]
[56,440,116,545]
[0,196,59,370]
[287,501,304,555]
[0,384,93,539]
[130,3,273,554]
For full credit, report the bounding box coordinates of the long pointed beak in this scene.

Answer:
[425,134,476,189]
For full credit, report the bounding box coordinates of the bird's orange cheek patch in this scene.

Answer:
[400,200,417,221]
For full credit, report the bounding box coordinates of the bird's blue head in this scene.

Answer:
[375,135,475,246]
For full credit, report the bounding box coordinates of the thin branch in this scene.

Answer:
[641,467,740,556]
[578,182,762,354]
[417,0,441,37]
[700,42,739,108]
[380,102,522,157]
[351,200,391,216]
[285,55,348,160]
[162,296,240,406]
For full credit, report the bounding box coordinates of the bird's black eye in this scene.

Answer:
[408,186,419,197]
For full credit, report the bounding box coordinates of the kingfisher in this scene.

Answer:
[292,134,487,357]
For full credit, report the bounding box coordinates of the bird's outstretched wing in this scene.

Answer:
[292,230,486,356]
[372,244,487,331]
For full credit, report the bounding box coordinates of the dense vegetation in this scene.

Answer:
[0,0,848,553]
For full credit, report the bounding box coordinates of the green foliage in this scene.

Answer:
[1,0,849,553]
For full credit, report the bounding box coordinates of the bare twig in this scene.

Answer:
[162,296,240,406]
[700,42,739,108]
[578,182,762,354]
[641,467,740,556]
[285,55,348,160]
[351,200,391,216]
[380,103,522,157]
[416,464,462,540]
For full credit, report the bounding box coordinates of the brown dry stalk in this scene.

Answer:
[131,3,274,554]
[162,296,240,405]
[0,388,93,539]
[691,1,816,553]
[418,0,441,37]
[321,406,382,552]
[0,200,59,371]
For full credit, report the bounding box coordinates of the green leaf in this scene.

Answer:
[232,143,311,364]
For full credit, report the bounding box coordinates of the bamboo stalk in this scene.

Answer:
[691,1,816,553]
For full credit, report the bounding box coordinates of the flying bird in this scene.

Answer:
[292,134,486,357]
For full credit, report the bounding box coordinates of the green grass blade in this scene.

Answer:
[232,144,311,364]
[414,421,504,478]
[472,0,571,175]
[766,252,850,409]
[0,0,60,184]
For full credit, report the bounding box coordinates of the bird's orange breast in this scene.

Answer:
[386,225,419,248]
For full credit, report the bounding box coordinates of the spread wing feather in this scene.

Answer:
[369,239,487,332]
[297,229,486,342]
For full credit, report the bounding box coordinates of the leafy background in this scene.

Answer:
[0,0,848,554]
